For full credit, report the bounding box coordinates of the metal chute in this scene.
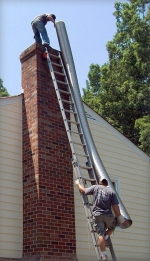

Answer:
[55,20,132,229]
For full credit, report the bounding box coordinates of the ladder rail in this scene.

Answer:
[46,48,102,260]
[45,50,81,172]
[57,52,96,176]
[45,48,117,261]
[45,49,97,204]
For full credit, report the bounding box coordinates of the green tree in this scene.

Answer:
[0,78,9,97]
[135,116,150,155]
[82,0,150,155]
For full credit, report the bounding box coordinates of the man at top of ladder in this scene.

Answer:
[76,178,124,261]
[31,14,56,47]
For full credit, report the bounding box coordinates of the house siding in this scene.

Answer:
[73,104,150,261]
[0,97,150,261]
[0,97,23,259]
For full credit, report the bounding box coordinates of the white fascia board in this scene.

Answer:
[0,94,22,106]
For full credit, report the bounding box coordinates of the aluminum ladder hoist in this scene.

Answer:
[43,47,117,261]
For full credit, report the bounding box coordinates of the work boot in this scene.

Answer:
[43,42,49,47]
[101,254,108,261]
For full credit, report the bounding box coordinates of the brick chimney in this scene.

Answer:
[20,43,77,261]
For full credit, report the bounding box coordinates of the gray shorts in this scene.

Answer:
[93,215,116,236]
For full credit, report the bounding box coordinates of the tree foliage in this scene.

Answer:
[82,0,150,156]
[0,78,9,97]
[135,116,150,155]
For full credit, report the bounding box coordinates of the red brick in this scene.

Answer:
[19,43,77,261]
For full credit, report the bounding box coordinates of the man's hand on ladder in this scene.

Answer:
[75,179,80,185]
[75,179,85,194]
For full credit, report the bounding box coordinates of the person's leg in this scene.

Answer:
[32,24,42,43]
[104,215,116,240]
[98,234,108,260]
[34,21,50,45]
[93,216,108,260]
[98,235,106,251]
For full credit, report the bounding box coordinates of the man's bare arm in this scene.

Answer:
[112,204,121,217]
[75,180,85,194]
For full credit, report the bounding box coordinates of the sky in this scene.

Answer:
[0,0,128,96]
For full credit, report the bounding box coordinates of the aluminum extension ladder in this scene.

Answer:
[43,47,117,261]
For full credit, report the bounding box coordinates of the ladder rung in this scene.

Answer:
[68,120,80,125]
[59,89,70,95]
[52,62,62,68]
[70,130,83,135]
[62,99,73,104]
[64,109,77,114]
[84,202,93,206]
[50,53,60,59]
[57,80,68,85]
[54,71,65,76]
[75,153,89,158]
[73,141,86,146]
[80,165,92,170]
[83,177,96,182]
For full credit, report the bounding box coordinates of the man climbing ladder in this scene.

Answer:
[76,178,125,261]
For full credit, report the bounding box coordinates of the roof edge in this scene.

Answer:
[0,94,23,105]
[83,102,150,163]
